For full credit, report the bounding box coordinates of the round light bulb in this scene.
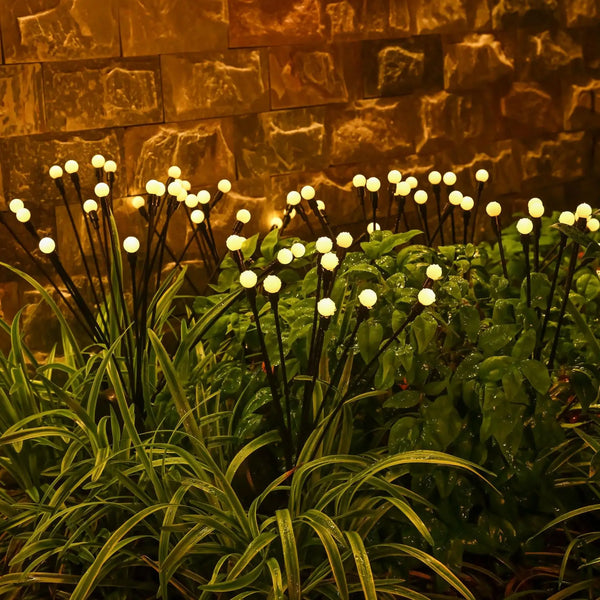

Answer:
[315,236,333,253]
[316,199,325,211]
[317,297,336,317]
[448,190,463,206]
[198,190,211,205]
[277,248,294,265]
[9,199,24,213]
[418,288,436,306]
[154,182,166,197]
[104,160,117,173]
[366,177,381,192]
[559,211,575,226]
[95,182,110,198]
[190,209,205,224]
[91,154,105,168]
[83,199,98,213]
[168,165,181,179]
[226,235,245,252]
[301,185,316,200]
[414,190,428,205]
[336,231,353,248]
[475,168,489,183]
[218,179,232,194]
[236,209,251,224]
[587,218,600,232]
[123,236,140,253]
[426,264,443,280]
[352,174,366,188]
[320,252,339,271]
[291,242,306,258]
[388,170,402,184]
[168,181,183,197]
[132,196,145,210]
[145,179,158,195]
[528,198,544,219]
[185,194,198,208]
[396,181,411,196]
[39,237,56,254]
[49,165,63,179]
[177,189,189,203]
[240,270,258,289]
[486,201,501,217]
[460,196,474,211]
[287,191,301,206]
[16,208,31,223]
[406,176,418,189]
[516,217,533,235]
[264,275,282,294]
[181,180,191,192]
[443,171,457,186]
[64,160,79,174]
[271,216,283,229]
[367,222,381,233]
[576,203,593,220]
[358,288,377,309]
[428,171,442,185]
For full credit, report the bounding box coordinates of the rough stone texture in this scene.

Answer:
[0,64,44,137]
[235,108,327,178]
[161,50,269,121]
[120,0,228,56]
[521,31,583,80]
[564,80,600,131]
[445,34,514,91]
[501,83,562,137]
[228,0,324,47]
[410,0,468,34]
[0,0,120,63]
[43,58,162,132]
[123,120,236,195]
[564,0,600,27]
[270,45,359,109]
[491,0,561,29]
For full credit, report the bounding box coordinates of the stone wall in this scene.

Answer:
[0,0,600,317]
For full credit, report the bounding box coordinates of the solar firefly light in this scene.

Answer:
[387,170,402,218]
[470,168,489,242]
[352,174,367,223]
[486,201,508,278]
[428,170,444,244]
[516,218,534,308]
[528,197,545,271]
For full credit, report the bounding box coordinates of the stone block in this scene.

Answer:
[234,108,327,178]
[161,50,269,121]
[564,80,600,131]
[501,83,562,137]
[228,0,324,47]
[583,28,600,75]
[409,0,468,34]
[329,98,418,165]
[0,64,44,137]
[123,120,236,195]
[563,0,600,27]
[363,37,442,97]
[444,34,514,91]
[43,58,162,132]
[270,44,359,109]
[521,30,583,80]
[491,0,560,29]
[120,0,228,56]
[0,0,120,63]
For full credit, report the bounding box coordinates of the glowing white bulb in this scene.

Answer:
[240,270,258,289]
[317,297,336,317]
[396,181,411,196]
[426,264,443,280]
[190,209,205,224]
[460,196,474,211]
[277,248,294,265]
[320,252,339,271]
[336,231,353,248]
[367,222,381,233]
[517,218,533,235]
[388,170,402,184]
[236,209,251,224]
[218,179,232,194]
[185,194,198,208]
[91,154,105,168]
[475,168,489,183]
[352,174,366,188]
[168,165,181,179]
[264,275,282,294]
[226,235,245,251]
[366,177,381,192]
[301,185,316,200]
[528,198,544,219]
[587,218,600,232]
[39,237,56,254]
[406,176,418,189]
[428,171,442,185]
[486,201,501,217]
[104,160,117,173]
[418,288,436,306]
[316,236,333,253]
[145,180,158,195]
[49,165,63,179]
[198,190,211,205]
[271,216,283,229]
[316,199,325,211]
[168,181,183,196]
[181,180,191,192]
[576,203,593,219]
[154,182,166,196]
[95,182,110,198]
[16,208,31,223]
[291,242,306,258]
[414,190,428,205]
[83,199,98,213]
[132,196,145,210]
[287,191,301,206]
[9,199,24,213]
[443,171,457,186]
[448,190,463,206]
[358,288,377,309]
[559,211,575,226]
[123,236,140,253]
[64,160,79,174]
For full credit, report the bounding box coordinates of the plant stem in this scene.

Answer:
[491,216,508,278]
[521,234,531,308]
[470,181,484,242]
[433,184,444,244]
